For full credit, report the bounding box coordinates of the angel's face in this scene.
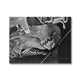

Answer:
[9,17,61,59]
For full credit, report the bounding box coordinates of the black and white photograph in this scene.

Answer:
[9,17,71,63]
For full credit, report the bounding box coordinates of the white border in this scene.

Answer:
[0,0,80,80]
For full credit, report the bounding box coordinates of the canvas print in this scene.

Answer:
[9,17,71,63]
